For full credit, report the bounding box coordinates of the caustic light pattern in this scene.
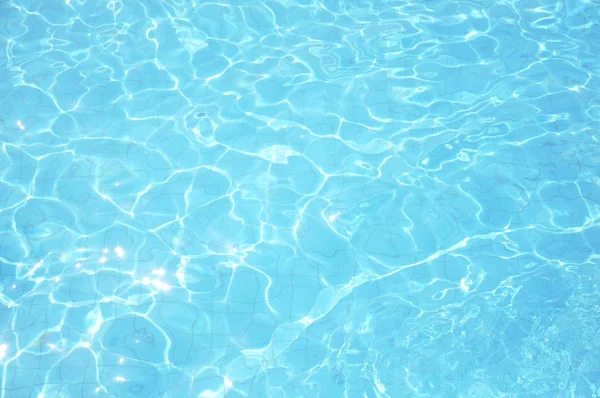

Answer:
[1,0,600,397]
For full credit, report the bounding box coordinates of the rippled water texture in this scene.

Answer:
[1,0,600,397]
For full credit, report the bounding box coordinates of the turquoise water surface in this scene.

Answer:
[1,0,600,397]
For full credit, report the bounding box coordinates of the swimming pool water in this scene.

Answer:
[1,0,600,397]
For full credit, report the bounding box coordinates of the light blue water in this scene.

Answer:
[1,0,600,397]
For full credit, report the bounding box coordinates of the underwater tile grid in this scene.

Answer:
[1,0,600,397]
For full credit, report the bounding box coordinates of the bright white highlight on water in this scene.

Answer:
[26,260,44,277]
[114,246,125,258]
[460,278,470,292]
[88,313,103,335]
[152,280,171,291]
[0,344,8,360]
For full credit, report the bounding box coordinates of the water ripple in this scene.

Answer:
[1,0,600,397]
